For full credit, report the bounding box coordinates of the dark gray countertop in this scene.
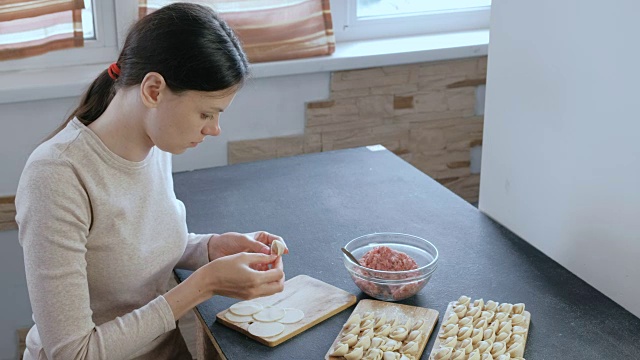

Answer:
[173,147,640,359]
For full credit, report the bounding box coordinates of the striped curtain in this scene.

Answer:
[0,0,84,61]
[138,0,335,63]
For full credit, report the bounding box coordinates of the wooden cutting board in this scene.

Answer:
[325,299,439,359]
[216,275,356,347]
[429,301,531,358]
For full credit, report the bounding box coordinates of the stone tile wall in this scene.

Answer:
[229,56,487,202]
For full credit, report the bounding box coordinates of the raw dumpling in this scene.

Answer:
[511,314,526,326]
[406,329,422,342]
[440,336,457,348]
[362,311,375,321]
[473,318,488,330]
[361,329,375,339]
[484,300,498,312]
[470,328,483,345]
[389,326,409,341]
[512,326,527,335]
[374,313,387,329]
[507,342,523,356]
[498,320,513,334]
[458,316,474,328]
[361,318,376,331]
[482,328,495,343]
[473,298,485,309]
[496,355,512,360]
[457,338,473,354]
[442,314,458,327]
[480,311,495,322]
[490,341,507,357]
[345,314,362,328]
[377,323,392,337]
[450,349,465,360]
[498,303,513,314]
[476,340,491,354]
[270,239,286,256]
[494,312,509,323]
[344,347,364,360]
[456,326,472,341]
[383,351,399,360]
[344,323,360,335]
[439,324,459,339]
[453,305,467,318]
[411,319,427,332]
[380,339,401,352]
[371,337,385,349]
[467,349,481,360]
[363,348,383,360]
[433,347,453,360]
[400,341,419,355]
[512,303,525,315]
[456,295,471,307]
[330,343,349,357]
[495,331,510,343]
[467,307,482,320]
[341,333,358,347]
[355,334,372,351]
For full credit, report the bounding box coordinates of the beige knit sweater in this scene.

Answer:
[15,118,212,359]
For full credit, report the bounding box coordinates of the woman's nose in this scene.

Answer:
[202,123,221,136]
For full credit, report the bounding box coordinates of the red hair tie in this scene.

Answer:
[107,62,121,80]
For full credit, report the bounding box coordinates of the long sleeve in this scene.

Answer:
[16,159,176,360]
[175,229,212,270]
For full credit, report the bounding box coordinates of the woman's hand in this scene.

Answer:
[207,231,289,263]
[198,252,285,299]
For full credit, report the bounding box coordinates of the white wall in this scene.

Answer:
[0,72,329,360]
[480,1,640,318]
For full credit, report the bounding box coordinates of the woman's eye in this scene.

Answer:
[201,114,214,120]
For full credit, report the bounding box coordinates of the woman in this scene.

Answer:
[15,3,287,359]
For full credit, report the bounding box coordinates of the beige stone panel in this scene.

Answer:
[381,63,420,74]
[446,78,486,89]
[331,87,371,99]
[340,67,386,80]
[306,117,385,134]
[228,138,277,165]
[323,126,410,153]
[392,108,475,124]
[306,100,359,117]
[409,116,484,152]
[370,83,419,95]
[446,88,476,111]
[418,57,480,77]
[413,91,448,112]
[331,73,410,91]
[438,174,481,203]
[0,196,17,231]
[409,151,471,179]
[477,56,488,77]
[306,113,362,128]
[304,133,323,153]
[417,74,467,91]
[357,95,395,117]
[394,95,414,110]
[276,135,305,158]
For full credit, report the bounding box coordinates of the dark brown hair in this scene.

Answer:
[48,3,249,139]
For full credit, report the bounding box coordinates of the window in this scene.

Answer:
[331,0,491,42]
[0,0,137,73]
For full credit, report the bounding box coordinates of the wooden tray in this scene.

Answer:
[216,275,356,347]
[429,301,531,359]
[325,299,439,359]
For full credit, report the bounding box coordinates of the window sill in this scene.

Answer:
[0,29,488,105]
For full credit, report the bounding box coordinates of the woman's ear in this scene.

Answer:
[139,72,166,108]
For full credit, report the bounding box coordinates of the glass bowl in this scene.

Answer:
[342,232,439,301]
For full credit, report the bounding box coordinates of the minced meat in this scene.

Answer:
[359,246,418,271]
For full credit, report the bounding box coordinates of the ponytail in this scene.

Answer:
[45,68,117,141]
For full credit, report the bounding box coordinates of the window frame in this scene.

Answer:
[330,0,491,43]
[0,0,138,73]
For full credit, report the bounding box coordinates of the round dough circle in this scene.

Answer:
[253,306,286,322]
[224,312,253,323]
[229,301,263,316]
[248,321,285,338]
[279,308,304,324]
